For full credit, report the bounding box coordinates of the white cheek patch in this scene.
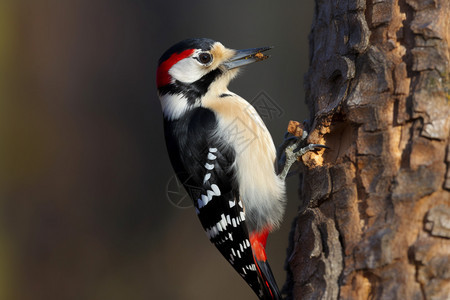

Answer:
[169,57,208,84]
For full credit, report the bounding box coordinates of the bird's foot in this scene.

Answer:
[277,130,328,182]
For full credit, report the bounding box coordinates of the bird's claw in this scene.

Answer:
[277,130,328,181]
[293,143,329,157]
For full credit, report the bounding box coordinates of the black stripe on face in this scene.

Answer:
[158,68,223,105]
[219,93,232,98]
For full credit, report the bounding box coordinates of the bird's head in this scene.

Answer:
[156,38,271,120]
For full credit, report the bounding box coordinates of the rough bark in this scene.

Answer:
[284,0,450,299]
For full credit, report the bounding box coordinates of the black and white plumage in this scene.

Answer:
[157,38,285,299]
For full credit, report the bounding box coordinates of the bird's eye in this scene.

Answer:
[198,52,212,65]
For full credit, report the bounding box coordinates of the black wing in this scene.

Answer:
[164,107,265,298]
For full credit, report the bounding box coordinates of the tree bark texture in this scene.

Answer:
[284,0,449,299]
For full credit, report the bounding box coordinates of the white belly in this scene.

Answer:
[202,94,286,232]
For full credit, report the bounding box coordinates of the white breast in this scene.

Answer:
[202,94,286,232]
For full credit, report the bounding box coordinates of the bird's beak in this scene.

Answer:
[222,46,272,70]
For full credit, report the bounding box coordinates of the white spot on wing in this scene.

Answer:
[205,163,214,170]
[211,226,218,238]
[209,148,218,153]
[201,194,209,206]
[210,184,221,196]
[220,214,227,230]
[229,200,236,208]
[203,173,211,184]
[207,153,217,160]
[199,185,221,208]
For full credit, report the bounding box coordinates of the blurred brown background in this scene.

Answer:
[0,1,313,299]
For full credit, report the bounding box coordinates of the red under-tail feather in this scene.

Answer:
[250,229,282,300]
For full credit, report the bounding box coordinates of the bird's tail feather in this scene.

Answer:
[250,229,282,300]
[254,256,282,300]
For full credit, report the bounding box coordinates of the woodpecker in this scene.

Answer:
[157,38,325,299]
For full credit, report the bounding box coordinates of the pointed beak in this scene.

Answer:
[222,46,272,70]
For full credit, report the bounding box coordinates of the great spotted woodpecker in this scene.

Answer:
[157,38,326,299]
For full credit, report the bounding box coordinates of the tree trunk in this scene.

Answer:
[284,0,450,299]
